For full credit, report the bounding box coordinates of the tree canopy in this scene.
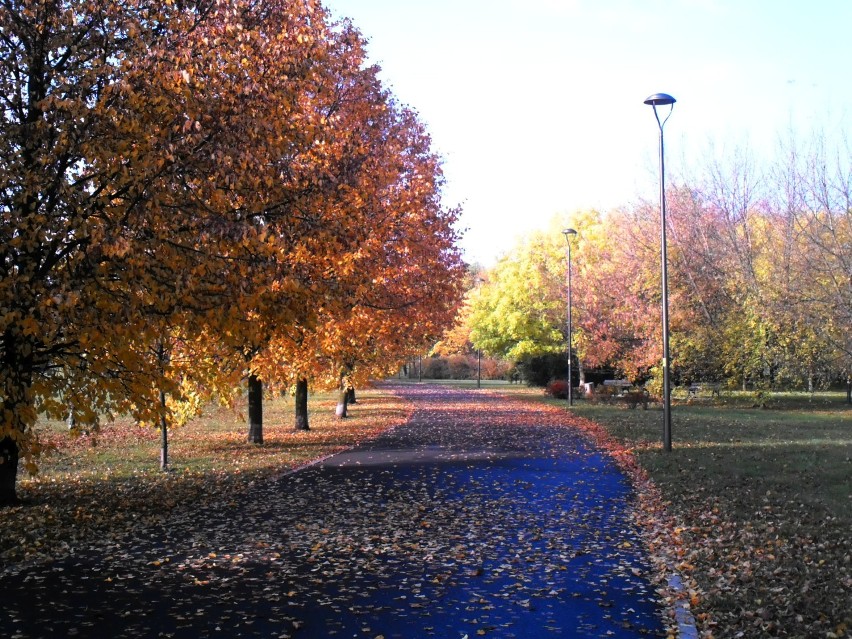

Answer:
[467,135,851,392]
[0,0,465,505]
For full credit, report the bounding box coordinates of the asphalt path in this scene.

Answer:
[1,384,667,638]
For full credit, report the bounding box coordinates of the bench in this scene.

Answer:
[603,379,651,409]
[600,380,649,409]
[602,379,632,395]
[687,382,721,398]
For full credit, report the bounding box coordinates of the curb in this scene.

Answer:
[668,573,700,639]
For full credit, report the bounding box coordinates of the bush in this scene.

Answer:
[750,389,772,409]
[417,355,514,381]
[447,354,474,379]
[482,357,513,381]
[516,352,569,387]
[623,390,649,409]
[546,379,570,399]
[644,368,663,399]
[421,356,450,379]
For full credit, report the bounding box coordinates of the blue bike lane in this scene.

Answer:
[1,384,670,638]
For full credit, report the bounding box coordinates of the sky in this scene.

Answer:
[323,0,852,266]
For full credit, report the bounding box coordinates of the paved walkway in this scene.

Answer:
[1,384,667,638]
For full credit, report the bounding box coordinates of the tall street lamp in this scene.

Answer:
[644,92,676,452]
[476,277,484,389]
[562,228,577,407]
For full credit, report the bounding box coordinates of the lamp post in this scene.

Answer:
[476,277,484,389]
[562,228,577,407]
[644,92,676,452]
[477,346,482,389]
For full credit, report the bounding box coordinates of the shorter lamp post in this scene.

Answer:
[562,228,577,407]
[477,346,482,389]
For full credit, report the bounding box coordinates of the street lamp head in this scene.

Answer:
[562,228,577,242]
[644,93,676,106]
[644,93,676,130]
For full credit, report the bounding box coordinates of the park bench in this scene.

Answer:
[602,379,632,396]
[687,382,721,398]
[602,379,649,409]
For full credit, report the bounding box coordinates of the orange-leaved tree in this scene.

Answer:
[0,0,373,503]
[0,0,229,505]
[251,91,466,428]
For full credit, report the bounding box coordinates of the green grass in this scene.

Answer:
[578,403,849,520]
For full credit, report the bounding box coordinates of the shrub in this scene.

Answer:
[517,352,569,387]
[644,368,664,399]
[623,390,649,409]
[422,356,450,379]
[546,379,570,399]
[482,358,513,381]
[750,389,772,409]
[447,354,474,379]
[418,354,514,381]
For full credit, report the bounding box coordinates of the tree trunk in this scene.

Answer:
[335,387,349,419]
[247,374,263,444]
[159,389,169,471]
[160,421,169,471]
[0,435,19,506]
[294,377,309,431]
[847,373,851,405]
[1,345,33,506]
[336,371,352,419]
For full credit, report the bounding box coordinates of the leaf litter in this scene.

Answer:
[2,384,681,638]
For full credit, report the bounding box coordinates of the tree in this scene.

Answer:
[470,222,567,363]
[250,91,466,427]
[461,131,851,398]
[770,131,852,397]
[0,0,220,504]
[0,0,390,504]
[568,208,662,382]
[432,266,487,357]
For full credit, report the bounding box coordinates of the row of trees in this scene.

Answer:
[0,0,465,505]
[458,135,851,396]
[398,354,513,381]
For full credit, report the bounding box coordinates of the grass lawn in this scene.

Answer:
[1,387,411,568]
[490,385,852,639]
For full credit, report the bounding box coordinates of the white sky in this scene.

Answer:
[324,0,852,265]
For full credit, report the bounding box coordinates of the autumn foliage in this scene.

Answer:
[468,154,851,393]
[0,0,464,505]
